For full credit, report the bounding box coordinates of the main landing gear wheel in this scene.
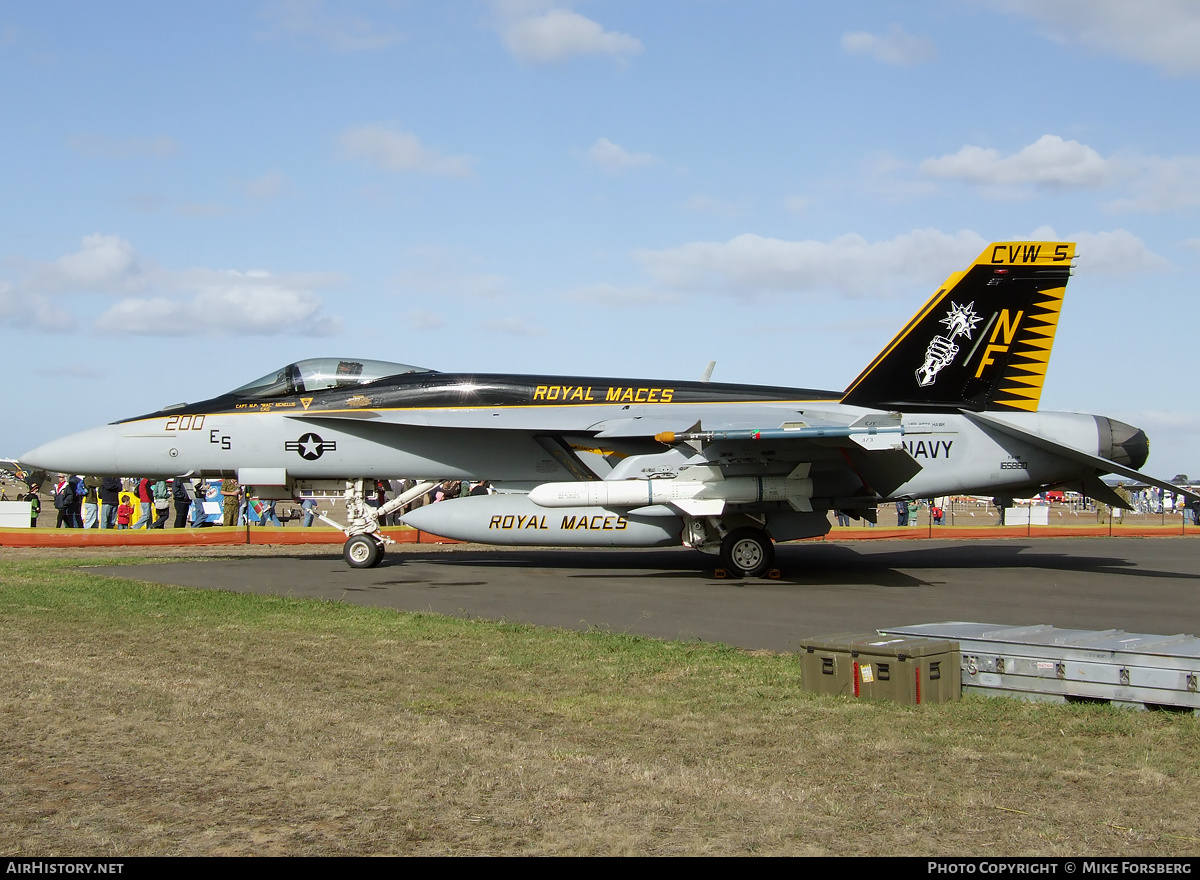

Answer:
[720,528,774,578]
[344,534,385,569]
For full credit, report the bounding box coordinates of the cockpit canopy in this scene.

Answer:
[232,358,433,399]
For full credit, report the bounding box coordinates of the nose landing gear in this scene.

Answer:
[344,533,386,568]
[329,479,440,569]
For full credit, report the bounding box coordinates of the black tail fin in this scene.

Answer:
[840,241,1076,412]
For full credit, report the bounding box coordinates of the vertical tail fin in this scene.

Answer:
[840,241,1076,412]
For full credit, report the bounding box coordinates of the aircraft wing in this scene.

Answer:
[287,406,918,495]
[292,404,900,436]
[285,408,699,435]
[963,410,1200,504]
[286,406,894,441]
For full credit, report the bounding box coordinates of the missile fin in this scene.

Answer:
[672,498,725,516]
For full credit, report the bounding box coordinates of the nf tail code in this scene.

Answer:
[840,240,1076,413]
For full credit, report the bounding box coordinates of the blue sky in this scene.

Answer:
[3,0,1198,478]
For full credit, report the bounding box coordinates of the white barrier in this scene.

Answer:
[0,500,32,528]
[1003,505,1050,526]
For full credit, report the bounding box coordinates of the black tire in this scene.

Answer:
[719,528,774,578]
[368,537,386,568]
[344,534,383,569]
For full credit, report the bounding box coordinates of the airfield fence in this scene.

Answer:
[1,479,1194,548]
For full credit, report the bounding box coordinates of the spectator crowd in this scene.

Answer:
[14,475,498,530]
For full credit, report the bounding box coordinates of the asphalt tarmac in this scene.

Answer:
[96,537,1200,652]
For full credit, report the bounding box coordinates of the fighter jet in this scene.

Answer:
[21,241,1194,575]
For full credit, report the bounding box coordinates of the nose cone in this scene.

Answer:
[1096,417,1150,470]
[21,425,122,475]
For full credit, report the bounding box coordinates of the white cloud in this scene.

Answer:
[395,268,509,299]
[50,234,144,291]
[0,281,73,332]
[338,124,474,178]
[1068,229,1170,276]
[841,24,936,66]
[920,135,1116,189]
[1107,155,1200,213]
[497,6,642,63]
[919,135,1200,211]
[260,0,403,52]
[990,0,1200,76]
[632,227,1166,300]
[586,137,659,174]
[96,270,341,337]
[1027,226,1168,276]
[3,235,343,337]
[634,229,988,299]
[783,196,810,214]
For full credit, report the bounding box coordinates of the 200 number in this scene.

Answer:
[165,415,205,431]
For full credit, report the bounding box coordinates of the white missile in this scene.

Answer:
[400,494,682,547]
[652,413,904,454]
[527,464,815,516]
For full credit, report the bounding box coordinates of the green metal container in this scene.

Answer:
[800,633,961,704]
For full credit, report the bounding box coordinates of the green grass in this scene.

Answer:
[2,551,1199,856]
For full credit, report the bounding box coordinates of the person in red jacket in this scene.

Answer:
[117,496,135,529]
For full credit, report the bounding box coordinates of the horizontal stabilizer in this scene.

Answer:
[1080,475,1134,511]
[964,410,1200,503]
[841,447,922,499]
